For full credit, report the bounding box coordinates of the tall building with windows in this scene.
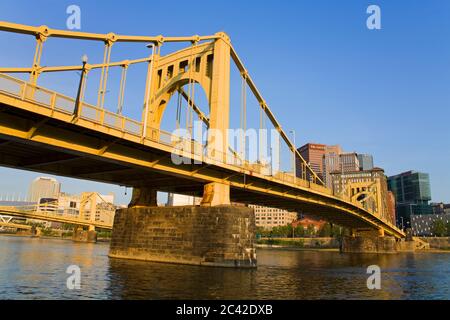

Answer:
[322,145,342,189]
[250,205,298,230]
[297,143,326,181]
[387,171,432,228]
[358,154,374,171]
[28,177,61,203]
[339,153,360,173]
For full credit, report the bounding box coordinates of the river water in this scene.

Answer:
[0,236,448,300]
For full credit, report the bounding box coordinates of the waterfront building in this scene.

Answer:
[411,213,450,236]
[358,154,374,171]
[431,202,450,215]
[387,171,432,228]
[250,205,298,230]
[28,177,60,203]
[330,167,395,224]
[57,192,80,217]
[167,193,202,206]
[292,216,326,233]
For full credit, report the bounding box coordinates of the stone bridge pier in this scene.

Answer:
[341,229,399,253]
[109,182,257,268]
[73,225,97,243]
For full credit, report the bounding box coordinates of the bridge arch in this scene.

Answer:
[352,190,377,212]
[145,36,231,158]
[149,76,211,132]
[146,41,215,131]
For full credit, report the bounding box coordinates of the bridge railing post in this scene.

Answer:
[20,82,27,100]
[50,92,57,110]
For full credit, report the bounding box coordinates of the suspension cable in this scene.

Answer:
[241,75,247,161]
[185,42,196,134]
[117,64,128,114]
[176,87,182,130]
[97,43,113,108]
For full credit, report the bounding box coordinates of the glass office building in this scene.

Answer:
[388,171,432,229]
[357,154,374,171]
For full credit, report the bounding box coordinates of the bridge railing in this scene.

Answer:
[0,73,143,136]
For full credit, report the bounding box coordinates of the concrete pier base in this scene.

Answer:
[109,205,257,268]
[341,236,397,254]
[73,228,97,243]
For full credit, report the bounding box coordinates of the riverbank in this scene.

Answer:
[419,237,450,251]
[0,233,111,242]
[256,237,450,253]
[256,237,340,250]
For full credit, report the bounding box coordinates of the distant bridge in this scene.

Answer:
[0,205,113,230]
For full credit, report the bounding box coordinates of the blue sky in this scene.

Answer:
[0,0,449,204]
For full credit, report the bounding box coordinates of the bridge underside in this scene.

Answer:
[0,101,401,236]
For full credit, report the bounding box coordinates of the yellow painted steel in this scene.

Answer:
[0,21,405,239]
[0,207,112,230]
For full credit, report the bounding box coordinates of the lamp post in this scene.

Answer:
[290,130,296,183]
[74,54,88,118]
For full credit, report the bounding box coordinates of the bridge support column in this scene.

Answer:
[129,187,158,207]
[341,229,397,254]
[110,184,256,268]
[72,226,97,243]
[200,182,230,206]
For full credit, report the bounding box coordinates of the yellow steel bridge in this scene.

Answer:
[0,21,404,239]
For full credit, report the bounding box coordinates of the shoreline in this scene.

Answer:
[256,244,450,254]
[0,233,111,242]
[1,234,448,253]
[255,244,339,252]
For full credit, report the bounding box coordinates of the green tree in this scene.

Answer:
[447,221,450,237]
[294,226,305,237]
[305,224,316,237]
[432,219,447,237]
[319,223,332,237]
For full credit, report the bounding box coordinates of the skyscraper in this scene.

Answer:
[297,143,326,181]
[387,171,432,228]
[322,145,342,188]
[28,177,61,202]
[339,152,360,173]
[358,154,374,171]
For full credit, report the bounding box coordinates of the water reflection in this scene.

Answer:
[0,236,448,300]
